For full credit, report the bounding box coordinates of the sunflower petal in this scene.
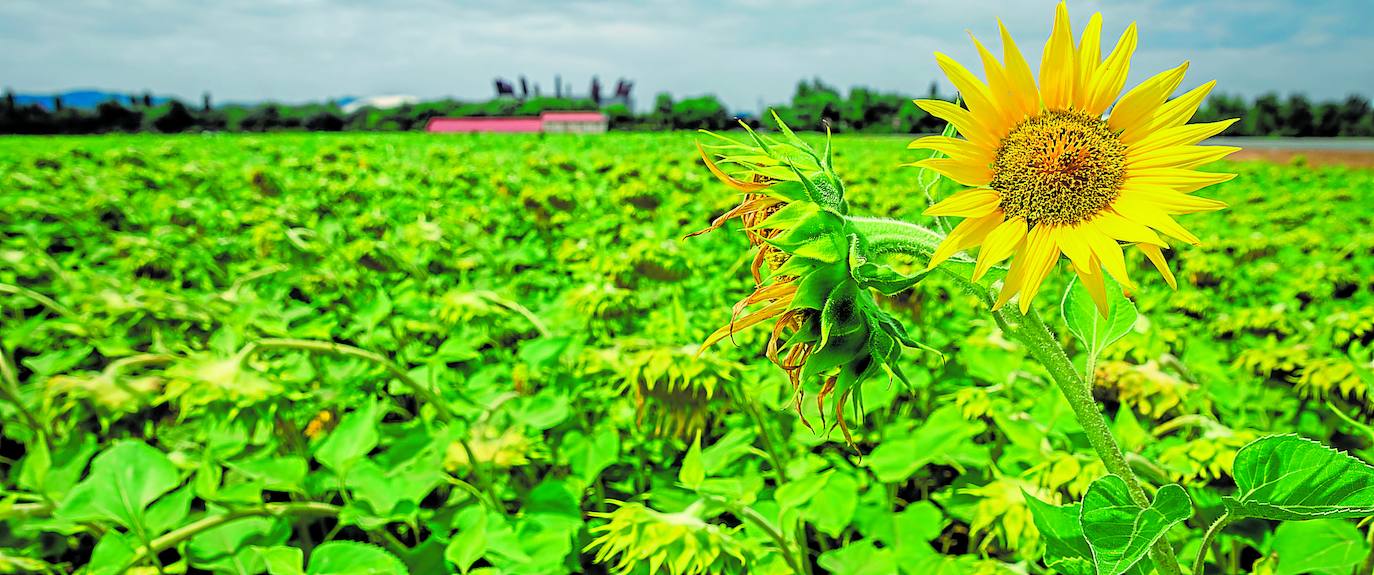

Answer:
[1127,145,1241,170]
[1124,167,1236,193]
[969,31,1027,126]
[1081,221,1136,291]
[998,19,1042,115]
[926,210,1005,270]
[700,299,791,351]
[1074,13,1103,109]
[924,188,1001,217]
[1149,80,1216,132]
[1095,209,1167,246]
[1138,243,1178,289]
[1017,224,1062,313]
[1129,119,1238,156]
[1119,185,1228,214]
[993,247,1030,310]
[1112,195,1203,245]
[1110,61,1190,141]
[936,52,1008,137]
[1085,23,1138,115]
[973,216,1028,281]
[1055,224,1096,274]
[1040,2,1076,110]
[908,157,993,187]
[907,135,994,163]
[1075,260,1110,317]
[914,99,1000,149]
[697,142,769,192]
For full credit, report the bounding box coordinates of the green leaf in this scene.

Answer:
[229,456,308,493]
[776,470,833,512]
[255,546,306,575]
[1079,475,1191,575]
[1224,434,1374,520]
[55,441,181,530]
[678,433,705,490]
[145,485,194,535]
[314,399,380,473]
[188,516,289,574]
[308,541,406,575]
[865,405,984,483]
[808,472,859,537]
[818,540,898,575]
[17,438,50,495]
[1061,274,1136,364]
[445,508,488,574]
[1271,519,1369,575]
[565,428,619,486]
[1023,492,1093,575]
[86,532,137,575]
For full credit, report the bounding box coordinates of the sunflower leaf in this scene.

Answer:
[1223,434,1374,520]
[1061,273,1136,367]
[1079,475,1190,575]
[1023,493,1094,575]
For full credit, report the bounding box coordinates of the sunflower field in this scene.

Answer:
[0,125,1371,575]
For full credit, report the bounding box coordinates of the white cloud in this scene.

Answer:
[2,0,1370,112]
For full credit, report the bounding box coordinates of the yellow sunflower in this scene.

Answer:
[911,2,1238,315]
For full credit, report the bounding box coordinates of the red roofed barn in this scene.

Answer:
[425,111,607,134]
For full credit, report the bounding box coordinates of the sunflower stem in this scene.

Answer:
[1003,306,1183,575]
[851,216,1184,574]
[1193,510,1229,574]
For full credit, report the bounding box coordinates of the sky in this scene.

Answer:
[4,0,1373,113]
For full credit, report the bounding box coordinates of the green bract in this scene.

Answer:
[695,114,939,439]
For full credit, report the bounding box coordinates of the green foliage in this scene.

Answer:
[2,132,1374,575]
[1062,273,1138,365]
[1269,519,1369,575]
[1224,434,1374,520]
[1079,477,1191,575]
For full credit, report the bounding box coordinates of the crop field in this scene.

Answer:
[2,131,1374,575]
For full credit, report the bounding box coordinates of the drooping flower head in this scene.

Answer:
[691,117,937,441]
[586,500,750,575]
[911,2,1237,315]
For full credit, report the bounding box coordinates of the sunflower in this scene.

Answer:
[911,2,1237,315]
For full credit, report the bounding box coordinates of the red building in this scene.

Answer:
[425,111,607,134]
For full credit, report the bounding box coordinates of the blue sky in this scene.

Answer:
[3,0,1372,112]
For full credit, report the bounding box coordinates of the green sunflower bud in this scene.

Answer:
[691,113,940,442]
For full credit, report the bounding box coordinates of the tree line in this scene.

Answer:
[3,81,1373,137]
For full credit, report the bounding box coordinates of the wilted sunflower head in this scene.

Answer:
[586,500,749,575]
[911,1,1237,315]
[604,341,741,438]
[690,115,938,442]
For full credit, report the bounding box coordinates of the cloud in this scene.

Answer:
[2,0,1371,112]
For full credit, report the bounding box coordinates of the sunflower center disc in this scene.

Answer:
[991,109,1126,226]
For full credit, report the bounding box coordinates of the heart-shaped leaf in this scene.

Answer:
[1224,434,1374,520]
[1023,492,1094,575]
[1061,273,1136,364]
[1079,475,1191,575]
[1271,519,1369,575]
[55,441,181,530]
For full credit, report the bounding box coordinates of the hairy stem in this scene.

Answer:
[702,494,807,575]
[1006,307,1183,574]
[1194,511,1230,574]
[855,217,1184,574]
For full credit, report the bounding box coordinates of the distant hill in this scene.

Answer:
[12,90,169,110]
